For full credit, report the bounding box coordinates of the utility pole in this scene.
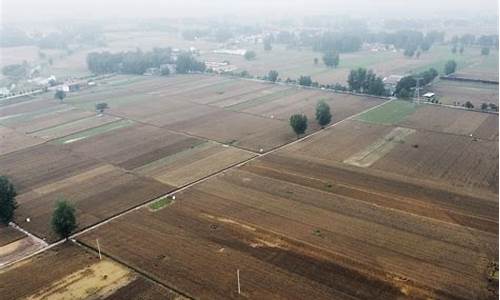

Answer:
[237,269,241,295]
[96,239,102,260]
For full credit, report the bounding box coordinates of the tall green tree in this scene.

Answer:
[0,176,17,225]
[444,60,457,75]
[51,199,77,240]
[315,100,332,127]
[54,90,66,102]
[267,70,279,82]
[244,50,256,60]
[289,114,308,138]
[298,75,312,86]
[322,51,339,67]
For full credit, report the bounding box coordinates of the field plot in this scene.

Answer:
[0,125,44,155]
[0,103,94,134]
[78,153,498,299]
[428,79,499,107]
[68,75,386,152]
[29,114,122,140]
[0,243,181,300]
[371,129,499,193]
[397,104,498,138]
[14,163,172,241]
[78,200,412,300]
[135,141,255,187]
[454,50,499,81]
[0,226,25,247]
[201,44,486,85]
[284,112,498,193]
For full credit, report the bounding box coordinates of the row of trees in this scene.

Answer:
[0,176,76,239]
[1,26,106,49]
[289,100,332,137]
[347,68,386,96]
[395,68,439,98]
[87,48,206,75]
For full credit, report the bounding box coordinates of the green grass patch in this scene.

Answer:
[148,195,174,211]
[355,100,417,125]
[52,119,134,144]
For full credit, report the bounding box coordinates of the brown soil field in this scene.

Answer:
[282,119,394,162]
[0,143,101,193]
[60,123,205,170]
[165,109,294,152]
[78,202,414,300]
[398,105,496,138]
[371,129,499,194]
[0,125,44,155]
[280,116,498,194]
[428,80,499,107]
[241,89,385,131]
[136,141,255,187]
[29,114,122,140]
[15,163,172,241]
[473,114,499,140]
[0,226,25,247]
[0,243,180,300]
[78,153,497,299]
[64,75,386,152]
[1,106,94,134]
[0,97,59,118]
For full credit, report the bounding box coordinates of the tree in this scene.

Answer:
[489,103,498,112]
[2,64,27,78]
[298,75,312,86]
[289,114,308,138]
[160,66,170,76]
[315,100,332,127]
[481,47,490,56]
[444,60,457,75]
[51,199,77,240]
[244,50,256,60]
[464,101,474,109]
[398,88,411,99]
[0,176,17,225]
[313,57,318,65]
[95,102,109,113]
[481,103,489,110]
[175,52,206,74]
[267,70,279,82]
[322,51,339,67]
[55,90,66,102]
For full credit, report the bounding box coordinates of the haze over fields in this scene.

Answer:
[0,1,498,300]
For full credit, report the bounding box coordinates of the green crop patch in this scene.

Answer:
[148,195,174,211]
[355,100,417,125]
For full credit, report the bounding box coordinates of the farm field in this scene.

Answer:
[78,150,498,299]
[0,74,387,244]
[453,50,499,81]
[0,226,25,247]
[201,44,490,85]
[428,79,499,107]
[63,74,386,152]
[0,243,181,300]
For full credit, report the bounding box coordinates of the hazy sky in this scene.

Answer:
[1,0,498,23]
